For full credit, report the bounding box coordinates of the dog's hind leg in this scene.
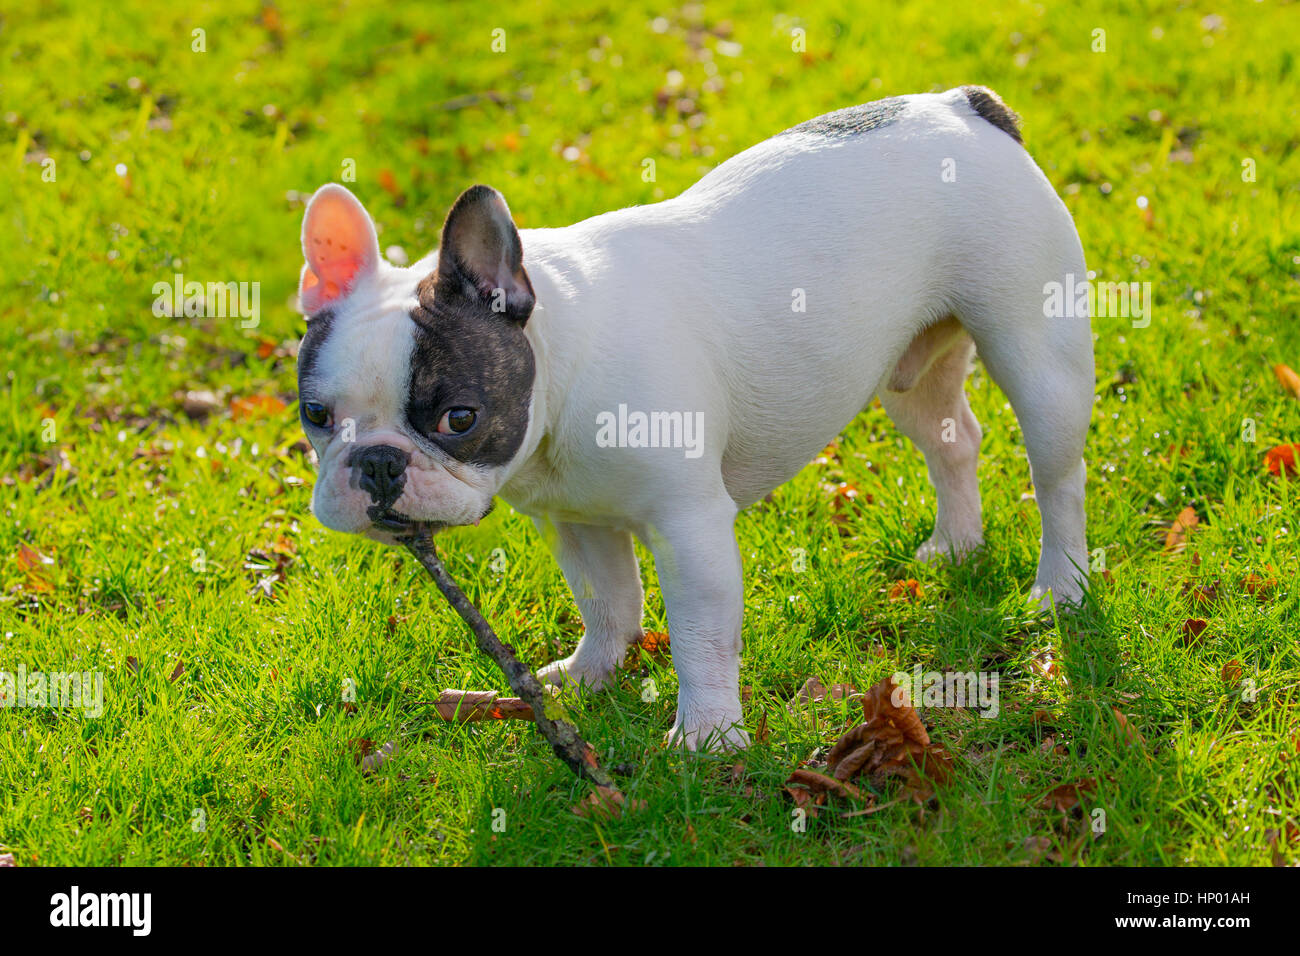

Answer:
[960,292,1094,608]
[880,317,985,564]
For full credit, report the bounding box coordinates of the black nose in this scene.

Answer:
[351,445,408,507]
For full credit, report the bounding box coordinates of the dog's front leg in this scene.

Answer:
[649,503,749,752]
[535,520,645,691]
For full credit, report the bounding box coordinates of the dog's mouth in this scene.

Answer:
[365,501,492,536]
[367,505,431,534]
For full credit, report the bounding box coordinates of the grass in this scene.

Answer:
[2,0,1299,866]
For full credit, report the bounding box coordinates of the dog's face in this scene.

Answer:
[295,184,537,544]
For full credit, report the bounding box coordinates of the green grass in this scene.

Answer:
[2,0,1299,866]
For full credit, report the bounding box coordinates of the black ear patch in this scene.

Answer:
[435,185,535,325]
[405,275,536,468]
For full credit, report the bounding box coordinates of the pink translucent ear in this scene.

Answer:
[298,184,381,315]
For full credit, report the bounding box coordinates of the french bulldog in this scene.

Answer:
[295,86,1093,751]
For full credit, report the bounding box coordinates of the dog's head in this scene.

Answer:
[294,184,536,544]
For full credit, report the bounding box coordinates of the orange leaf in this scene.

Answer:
[378,168,404,202]
[230,394,287,421]
[888,578,923,603]
[1242,573,1276,601]
[1272,363,1300,399]
[15,543,53,593]
[1264,444,1300,477]
[1163,506,1199,553]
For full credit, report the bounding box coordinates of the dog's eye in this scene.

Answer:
[302,401,331,428]
[437,408,477,435]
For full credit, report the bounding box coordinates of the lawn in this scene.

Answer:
[2,0,1298,866]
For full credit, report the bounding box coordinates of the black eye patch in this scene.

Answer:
[405,283,535,468]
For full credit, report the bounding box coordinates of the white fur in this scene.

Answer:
[303,88,1094,751]
[503,89,1093,749]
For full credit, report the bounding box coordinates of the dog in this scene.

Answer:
[294,86,1093,751]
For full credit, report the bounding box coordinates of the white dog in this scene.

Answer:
[295,86,1093,751]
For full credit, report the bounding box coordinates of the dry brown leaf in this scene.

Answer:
[888,578,924,603]
[1221,659,1243,684]
[1164,509,1201,554]
[230,394,287,421]
[787,767,863,801]
[15,543,53,593]
[1037,777,1097,812]
[1273,363,1300,399]
[1180,618,1209,646]
[168,660,185,683]
[808,676,954,804]
[572,785,645,820]
[1112,707,1145,746]
[1242,572,1277,601]
[430,689,534,722]
[1164,506,1199,553]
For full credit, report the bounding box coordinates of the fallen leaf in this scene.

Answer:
[349,738,376,762]
[888,578,924,603]
[1112,707,1145,746]
[15,543,53,593]
[1265,444,1300,478]
[1242,572,1277,601]
[378,168,405,205]
[429,689,534,722]
[168,660,185,683]
[573,785,644,820]
[816,676,955,803]
[1272,363,1300,399]
[1037,778,1097,812]
[787,767,863,801]
[230,394,287,421]
[624,630,670,667]
[1180,618,1209,646]
[1164,506,1199,553]
[1221,659,1243,684]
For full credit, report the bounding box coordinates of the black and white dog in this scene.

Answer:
[294,86,1093,750]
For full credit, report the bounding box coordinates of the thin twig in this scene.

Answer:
[401,528,619,792]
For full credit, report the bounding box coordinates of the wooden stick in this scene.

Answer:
[401,528,620,792]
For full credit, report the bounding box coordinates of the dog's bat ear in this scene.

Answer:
[298,184,382,316]
[435,185,535,324]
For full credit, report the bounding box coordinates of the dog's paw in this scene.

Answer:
[1028,577,1088,614]
[665,705,749,752]
[915,533,983,565]
[536,655,616,693]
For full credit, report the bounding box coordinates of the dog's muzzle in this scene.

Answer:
[349,444,409,510]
